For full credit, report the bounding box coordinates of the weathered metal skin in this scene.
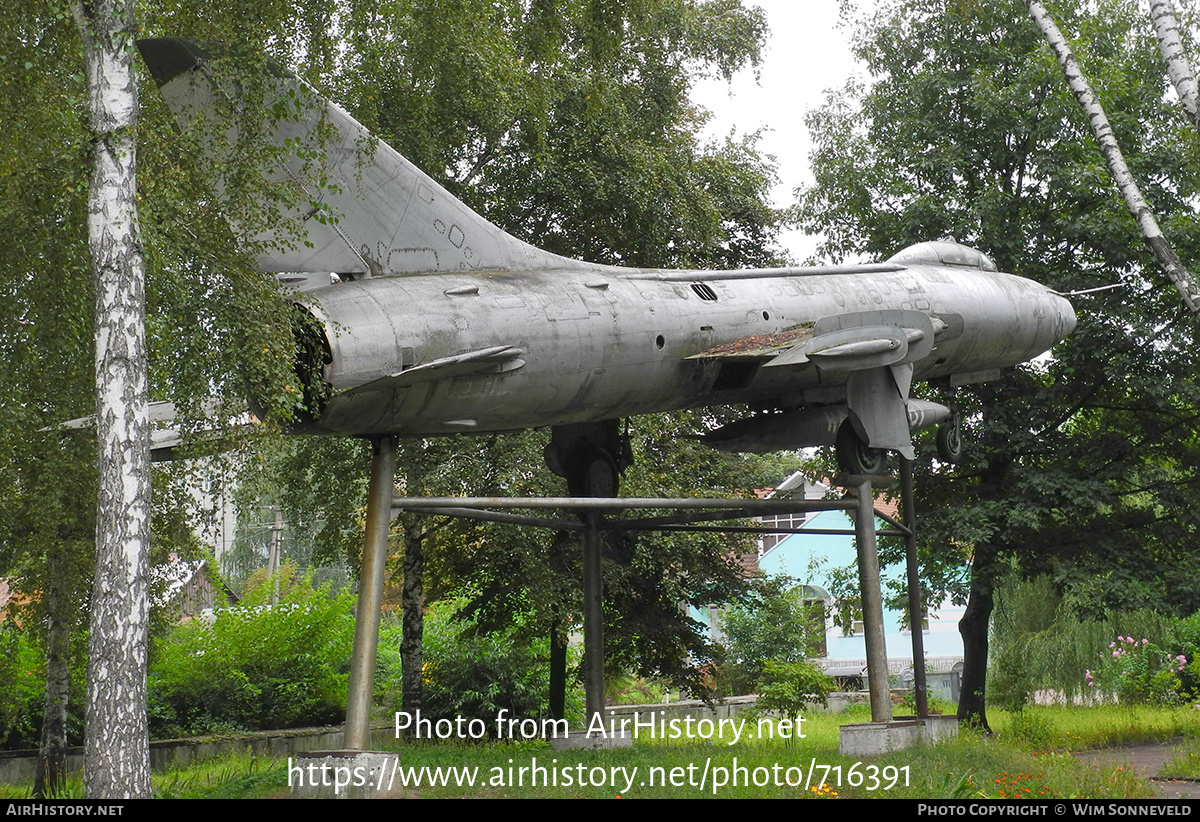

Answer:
[136,39,1077,447]
[297,255,1075,436]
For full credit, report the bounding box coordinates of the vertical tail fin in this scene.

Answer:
[138,39,587,279]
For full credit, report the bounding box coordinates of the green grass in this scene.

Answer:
[989,704,1200,751]
[376,729,1151,799]
[3,706,1196,798]
[1161,737,1200,780]
[0,755,294,800]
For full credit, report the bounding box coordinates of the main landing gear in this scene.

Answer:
[836,419,887,476]
[834,410,964,475]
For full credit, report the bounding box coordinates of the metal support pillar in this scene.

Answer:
[582,512,605,728]
[853,478,892,722]
[900,458,929,718]
[546,420,625,730]
[344,435,397,751]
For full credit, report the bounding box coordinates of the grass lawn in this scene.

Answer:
[4,704,1197,799]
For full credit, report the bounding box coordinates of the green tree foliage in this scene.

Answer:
[333,0,777,269]
[797,0,1200,728]
[988,574,1199,708]
[379,597,583,732]
[0,0,96,651]
[0,621,84,751]
[0,6,115,794]
[987,574,1172,710]
[718,575,826,695]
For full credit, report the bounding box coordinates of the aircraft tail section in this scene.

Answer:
[137,39,587,280]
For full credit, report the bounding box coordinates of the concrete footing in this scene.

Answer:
[289,750,402,799]
[838,715,958,756]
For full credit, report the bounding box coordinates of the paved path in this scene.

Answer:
[1073,741,1200,800]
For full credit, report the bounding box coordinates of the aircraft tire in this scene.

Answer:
[936,418,964,464]
[836,419,886,476]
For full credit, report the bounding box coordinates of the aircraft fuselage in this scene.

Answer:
[297,258,1074,437]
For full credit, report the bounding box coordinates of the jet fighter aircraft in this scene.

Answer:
[137,39,1076,473]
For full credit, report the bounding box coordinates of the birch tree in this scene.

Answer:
[69,0,152,799]
[1024,0,1200,314]
[1150,0,1200,135]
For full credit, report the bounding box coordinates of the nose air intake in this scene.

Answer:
[289,303,334,426]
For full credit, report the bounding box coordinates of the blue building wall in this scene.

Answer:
[757,508,964,662]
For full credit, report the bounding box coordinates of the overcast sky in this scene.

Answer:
[692,1,871,263]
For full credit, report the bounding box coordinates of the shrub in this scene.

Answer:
[988,575,1183,706]
[717,575,825,695]
[0,622,46,749]
[0,619,86,751]
[607,672,669,706]
[1166,612,1200,701]
[752,659,833,718]
[147,567,355,737]
[1089,636,1187,707]
[1006,708,1055,749]
[378,598,581,733]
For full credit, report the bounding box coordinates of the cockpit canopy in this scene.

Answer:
[887,241,997,271]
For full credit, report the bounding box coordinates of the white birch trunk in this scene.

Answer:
[1025,0,1200,314]
[70,0,152,799]
[1150,0,1200,136]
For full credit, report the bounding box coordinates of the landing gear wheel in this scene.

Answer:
[936,416,964,464]
[836,420,886,476]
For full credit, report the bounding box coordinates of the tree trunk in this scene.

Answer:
[34,548,70,799]
[548,622,567,721]
[69,0,152,799]
[1024,0,1200,314]
[401,514,425,715]
[957,542,998,732]
[1150,0,1200,137]
[400,445,426,717]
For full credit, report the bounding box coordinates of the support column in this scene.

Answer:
[853,478,892,722]
[900,458,929,718]
[545,420,626,729]
[345,435,397,751]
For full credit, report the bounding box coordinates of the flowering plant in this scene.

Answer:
[1087,636,1187,706]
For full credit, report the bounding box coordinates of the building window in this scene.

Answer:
[758,511,811,554]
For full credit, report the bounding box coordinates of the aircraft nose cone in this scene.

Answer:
[1054,291,1077,341]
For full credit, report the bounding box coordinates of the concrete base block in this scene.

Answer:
[549,729,634,751]
[838,716,958,756]
[912,714,959,744]
[288,750,402,798]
